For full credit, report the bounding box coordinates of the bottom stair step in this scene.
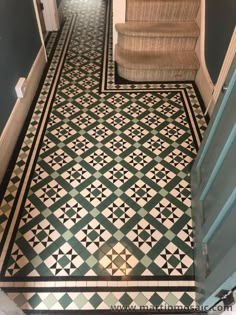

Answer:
[115,45,200,81]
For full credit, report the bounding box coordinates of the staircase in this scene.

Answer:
[115,0,200,82]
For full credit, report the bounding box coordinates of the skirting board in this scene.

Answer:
[0,46,46,184]
[195,0,214,116]
[195,65,213,114]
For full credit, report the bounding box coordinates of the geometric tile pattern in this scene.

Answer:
[0,0,208,312]
[102,2,208,148]
[6,291,196,311]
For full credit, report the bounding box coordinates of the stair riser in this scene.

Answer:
[126,0,200,22]
[117,65,197,81]
[118,34,198,52]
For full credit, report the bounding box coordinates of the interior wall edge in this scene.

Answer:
[0,46,47,184]
[195,0,214,115]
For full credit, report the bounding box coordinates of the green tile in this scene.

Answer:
[180,293,194,306]
[134,293,148,306]
[44,294,58,308]
[74,293,88,309]
[165,230,175,241]
[112,226,125,240]
[13,294,28,308]
[104,293,118,307]
[165,293,179,306]
[0,0,208,310]
[28,293,42,308]
[150,293,163,306]
[86,255,97,267]
[120,293,133,306]
[140,255,152,267]
[59,293,73,308]
[90,293,103,308]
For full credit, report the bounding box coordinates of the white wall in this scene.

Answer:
[195,0,236,117]
[195,0,214,116]
[112,0,126,58]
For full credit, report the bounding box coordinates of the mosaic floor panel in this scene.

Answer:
[0,0,208,313]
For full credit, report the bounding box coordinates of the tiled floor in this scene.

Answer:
[0,0,208,313]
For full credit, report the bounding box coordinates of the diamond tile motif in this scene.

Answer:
[35,180,67,207]
[147,164,176,187]
[156,102,180,117]
[107,113,130,129]
[127,219,162,253]
[177,221,194,248]
[84,149,112,170]
[68,135,94,155]
[90,103,113,117]
[150,198,184,229]
[71,113,96,129]
[126,180,157,207]
[106,94,129,106]
[44,149,73,171]
[51,123,77,142]
[105,164,133,187]
[40,136,56,154]
[125,149,152,170]
[102,198,135,227]
[100,243,138,275]
[143,136,169,155]
[63,164,91,187]
[80,180,112,206]
[24,219,61,253]
[124,124,148,142]
[170,180,191,207]
[6,246,26,276]
[164,148,192,171]
[76,219,112,253]
[87,124,113,142]
[6,291,196,311]
[155,243,193,276]
[19,201,41,227]
[56,102,80,117]
[31,165,48,185]
[123,103,146,117]
[160,123,186,142]
[142,113,165,129]
[54,199,88,229]
[45,243,84,275]
[105,136,131,155]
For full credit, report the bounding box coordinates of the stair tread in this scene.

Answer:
[126,0,200,22]
[115,45,200,70]
[116,21,199,37]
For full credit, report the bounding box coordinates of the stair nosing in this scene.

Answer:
[116,22,200,38]
[115,46,200,70]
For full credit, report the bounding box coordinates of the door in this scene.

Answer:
[191,56,236,309]
[36,0,46,38]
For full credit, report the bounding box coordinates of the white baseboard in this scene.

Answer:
[195,0,214,116]
[195,64,214,114]
[113,0,126,60]
[0,46,46,184]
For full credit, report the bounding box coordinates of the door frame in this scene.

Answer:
[191,55,236,309]
[33,0,47,61]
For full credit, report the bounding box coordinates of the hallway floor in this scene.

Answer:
[0,0,208,313]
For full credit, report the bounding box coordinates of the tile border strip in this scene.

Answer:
[0,15,77,269]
